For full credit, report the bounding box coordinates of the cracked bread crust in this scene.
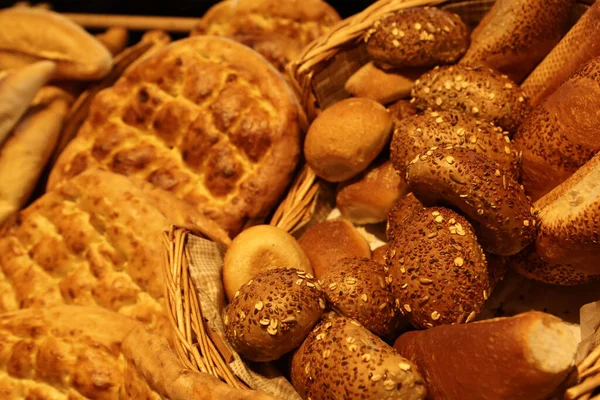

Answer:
[48,36,301,236]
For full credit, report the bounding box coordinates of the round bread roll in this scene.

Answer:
[387,207,490,328]
[405,146,537,256]
[365,7,469,70]
[372,244,389,265]
[304,98,393,182]
[321,257,402,338]
[291,312,427,400]
[388,98,417,123]
[411,65,531,133]
[298,219,371,278]
[223,225,313,301]
[336,159,408,225]
[386,193,424,242]
[224,268,325,362]
[391,111,520,178]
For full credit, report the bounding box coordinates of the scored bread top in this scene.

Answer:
[48,36,300,236]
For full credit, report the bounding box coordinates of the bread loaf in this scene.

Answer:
[96,27,129,56]
[388,99,417,122]
[372,244,388,265]
[394,311,578,400]
[336,159,408,225]
[411,65,531,133]
[0,8,113,80]
[386,193,424,242]
[460,0,575,83]
[304,98,393,182]
[514,55,600,201]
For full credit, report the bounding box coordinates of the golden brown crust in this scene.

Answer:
[192,0,340,72]
[411,65,531,133]
[405,146,537,256]
[514,56,600,201]
[321,257,402,339]
[391,110,520,179]
[372,244,389,265]
[365,7,469,70]
[291,313,427,400]
[224,268,325,362]
[336,159,408,225]
[461,0,574,83]
[386,193,424,242]
[388,99,417,123]
[96,27,129,57]
[298,219,371,278]
[387,207,489,329]
[48,36,300,236]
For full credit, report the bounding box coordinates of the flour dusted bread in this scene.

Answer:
[48,36,301,236]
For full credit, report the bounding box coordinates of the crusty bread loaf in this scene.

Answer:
[386,193,424,242]
[222,225,313,301]
[514,55,600,201]
[372,244,388,265]
[394,311,578,400]
[460,0,575,83]
[0,8,113,80]
[522,1,600,106]
[365,7,469,70]
[96,27,129,56]
[336,159,408,225]
[298,219,371,278]
[305,98,393,182]
[387,206,490,328]
[411,65,531,133]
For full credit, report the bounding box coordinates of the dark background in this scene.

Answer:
[0,0,371,18]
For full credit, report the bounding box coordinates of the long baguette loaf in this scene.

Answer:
[522,1,600,105]
[394,311,578,400]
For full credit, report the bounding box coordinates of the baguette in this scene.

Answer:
[0,60,56,145]
[0,8,113,80]
[394,311,578,400]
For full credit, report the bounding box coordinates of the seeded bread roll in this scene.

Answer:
[391,110,520,178]
[336,159,408,225]
[222,225,314,301]
[298,219,371,278]
[224,268,325,362]
[305,98,393,182]
[394,311,578,400]
[411,65,531,133]
[386,193,424,242]
[321,257,401,339]
[291,313,427,400]
[372,244,389,265]
[364,7,469,70]
[387,207,490,329]
[388,99,417,123]
[405,146,537,256]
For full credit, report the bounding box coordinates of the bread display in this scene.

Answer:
[387,99,417,122]
[336,159,408,225]
[406,146,536,256]
[291,313,427,400]
[222,225,313,301]
[0,8,113,80]
[48,36,301,236]
[387,207,490,328]
[460,0,574,83]
[411,65,531,133]
[514,56,600,201]
[298,219,371,278]
[304,98,393,182]
[394,311,579,400]
[224,268,325,362]
[191,0,340,72]
[391,111,520,178]
[365,7,469,70]
[321,257,401,338]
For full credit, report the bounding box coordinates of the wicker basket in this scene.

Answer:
[163,2,600,399]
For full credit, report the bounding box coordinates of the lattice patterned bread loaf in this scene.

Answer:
[191,0,341,72]
[48,36,301,236]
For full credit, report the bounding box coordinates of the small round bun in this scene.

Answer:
[224,268,325,362]
[336,159,408,225]
[391,111,520,178]
[365,7,469,70]
[291,312,427,400]
[386,193,424,242]
[298,219,371,278]
[321,257,401,338]
[411,65,531,133]
[223,225,313,301]
[305,98,393,182]
[372,244,389,265]
[387,207,490,329]
[405,146,537,256]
